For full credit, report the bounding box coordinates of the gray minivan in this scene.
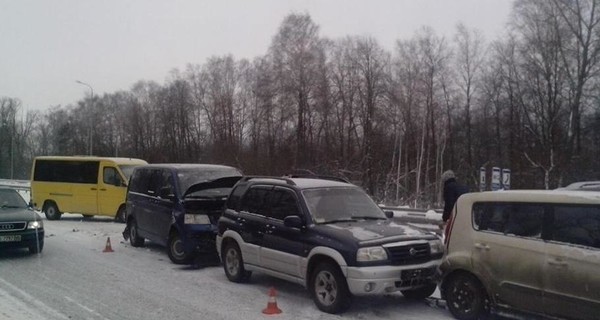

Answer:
[123,164,242,264]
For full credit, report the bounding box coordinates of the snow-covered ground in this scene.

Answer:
[0,213,454,320]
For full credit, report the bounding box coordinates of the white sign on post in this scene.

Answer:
[502,168,511,190]
[491,167,501,191]
[479,167,486,192]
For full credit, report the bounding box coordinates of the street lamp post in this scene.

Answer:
[75,80,94,155]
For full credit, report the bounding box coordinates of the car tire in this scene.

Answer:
[401,283,437,299]
[167,231,192,264]
[29,242,44,254]
[444,273,490,320]
[44,202,61,220]
[115,206,126,223]
[128,219,145,247]
[309,262,351,314]
[222,241,251,283]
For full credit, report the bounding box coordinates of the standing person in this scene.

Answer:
[442,170,469,223]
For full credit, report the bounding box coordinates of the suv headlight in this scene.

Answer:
[356,246,388,262]
[184,214,210,225]
[429,239,444,255]
[27,220,43,229]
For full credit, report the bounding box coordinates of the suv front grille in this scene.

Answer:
[386,243,431,265]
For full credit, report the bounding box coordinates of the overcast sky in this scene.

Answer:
[0,0,513,111]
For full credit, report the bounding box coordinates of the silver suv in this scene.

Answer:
[440,190,600,320]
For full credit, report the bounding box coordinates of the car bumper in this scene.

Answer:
[184,224,217,254]
[344,259,440,295]
[0,229,44,249]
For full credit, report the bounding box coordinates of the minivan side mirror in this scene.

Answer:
[384,211,394,219]
[283,215,303,229]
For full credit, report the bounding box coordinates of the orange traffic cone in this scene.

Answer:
[103,237,114,252]
[262,287,282,315]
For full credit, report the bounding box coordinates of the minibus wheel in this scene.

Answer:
[44,202,61,220]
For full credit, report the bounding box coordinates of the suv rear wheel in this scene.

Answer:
[444,273,490,320]
[222,241,251,282]
[309,262,351,314]
[167,231,192,264]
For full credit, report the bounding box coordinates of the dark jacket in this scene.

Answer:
[443,178,469,222]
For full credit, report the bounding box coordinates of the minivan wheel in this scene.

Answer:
[222,242,251,282]
[444,273,489,320]
[310,262,351,314]
[167,231,191,264]
[401,283,437,299]
[128,219,145,247]
[44,202,61,220]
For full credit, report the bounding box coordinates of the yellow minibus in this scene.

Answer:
[30,156,147,221]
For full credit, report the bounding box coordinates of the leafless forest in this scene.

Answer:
[1,0,599,206]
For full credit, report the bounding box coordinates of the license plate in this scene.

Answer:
[0,235,21,242]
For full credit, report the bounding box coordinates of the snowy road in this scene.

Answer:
[0,214,455,320]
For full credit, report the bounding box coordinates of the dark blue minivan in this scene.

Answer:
[123,164,242,264]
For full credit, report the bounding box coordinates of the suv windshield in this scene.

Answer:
[302,187,385,224]
[177,168,242,194]
[0,189,28,209]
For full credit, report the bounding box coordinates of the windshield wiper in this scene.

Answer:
[321,218,358,224]
[351,216,387,220]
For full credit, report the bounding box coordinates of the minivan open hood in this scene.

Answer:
[183,176,242,198]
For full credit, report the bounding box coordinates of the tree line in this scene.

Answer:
[1,0,599,207]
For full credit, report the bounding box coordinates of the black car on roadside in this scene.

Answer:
[0,187,44,254]
[216,175,444,314]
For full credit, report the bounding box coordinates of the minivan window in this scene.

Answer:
[34,160,99,184]
[551,205,600,249]
[473,202,544,238]
[129,169,150,194]
[119,165,138,179]
[103,167,120,185]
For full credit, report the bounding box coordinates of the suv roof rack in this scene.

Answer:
[286,174,350,184]
[239,176,296,186]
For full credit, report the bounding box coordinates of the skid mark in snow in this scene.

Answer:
[0,277,69,320]
[64,296,111,320]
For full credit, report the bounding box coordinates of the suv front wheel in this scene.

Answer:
[222,241,251,282]
[309,262,351,314]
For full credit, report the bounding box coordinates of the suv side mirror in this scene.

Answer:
[283,215,303,229]
[384,211,394,219]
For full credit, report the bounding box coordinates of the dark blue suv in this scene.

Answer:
[217,176,444,313]
[124,164,242,264]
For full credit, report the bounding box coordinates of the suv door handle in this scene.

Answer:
[99,188,107,191]
[91,187,97,191]
[474,243,490,251]
[548,258,568,267]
